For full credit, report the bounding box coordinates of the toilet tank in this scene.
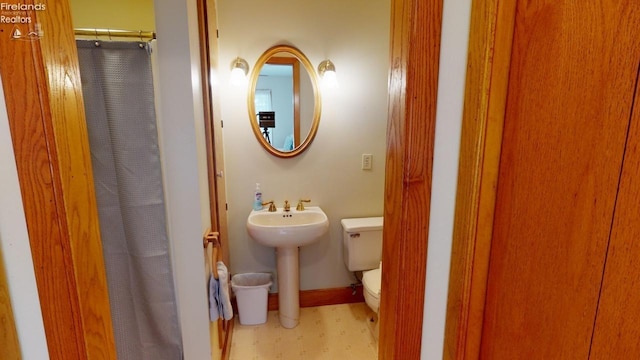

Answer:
[341,217,383,271]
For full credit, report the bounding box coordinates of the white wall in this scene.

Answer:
[154,0,213,358]
[422,0,472,358]
[0,76,49,359]
[217,0,391,291]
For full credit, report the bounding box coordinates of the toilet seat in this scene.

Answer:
[362,267,381,313]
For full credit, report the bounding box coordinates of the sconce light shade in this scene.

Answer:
[318,59,338,89]
[230,57,249,86]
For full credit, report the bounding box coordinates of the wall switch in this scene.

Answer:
[362,154,373,170]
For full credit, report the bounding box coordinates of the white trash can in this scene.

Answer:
[231,273,272,325]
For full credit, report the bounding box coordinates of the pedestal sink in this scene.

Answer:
[247,206,329,328]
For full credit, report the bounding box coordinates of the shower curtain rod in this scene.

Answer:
[74,28,156,40]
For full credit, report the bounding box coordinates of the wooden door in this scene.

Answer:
[589,64,640,359]
[381,0,442,358]
[197,0,233,358]
[480,1,640,358]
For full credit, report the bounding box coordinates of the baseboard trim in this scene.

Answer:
[267,286,365,311]
[231,286,366,315]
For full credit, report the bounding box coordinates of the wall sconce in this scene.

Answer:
[317,59,338,89]
[230,57,249,86]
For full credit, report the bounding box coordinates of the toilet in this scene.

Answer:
[341,217,383,339]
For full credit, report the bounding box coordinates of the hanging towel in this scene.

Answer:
[209,271,220,321]
[216,261,234,320]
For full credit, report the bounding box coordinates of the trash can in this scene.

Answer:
[231,273,272,325]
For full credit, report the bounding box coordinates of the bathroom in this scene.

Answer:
[218,0,389,357]
[0,0,470,359]
[219,0,387,312]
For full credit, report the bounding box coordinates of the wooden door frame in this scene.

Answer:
[196,0,234,358]
[0,0,116,358]
[379,0,443,358]
[442,0,517,358]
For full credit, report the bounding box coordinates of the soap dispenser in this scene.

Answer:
[253,183,263,211]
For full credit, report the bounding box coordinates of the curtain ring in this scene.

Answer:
[139,30,143,42]
[94,29,100,46]
[108,28,112,40]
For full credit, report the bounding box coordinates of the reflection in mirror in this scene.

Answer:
[248,45,321,158]
[255,57,313,151]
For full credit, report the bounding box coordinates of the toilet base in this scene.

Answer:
[366,310,379,343]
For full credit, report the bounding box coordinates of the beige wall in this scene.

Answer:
[69,0,155,30]
[217,0,391,291]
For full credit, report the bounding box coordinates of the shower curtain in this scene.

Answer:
[76,40,182,359]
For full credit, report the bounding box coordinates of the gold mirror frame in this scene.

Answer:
[247,45,322,158]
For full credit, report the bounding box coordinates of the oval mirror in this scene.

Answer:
[247,45,321,158]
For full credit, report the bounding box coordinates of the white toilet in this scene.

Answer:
[341,217,383,339]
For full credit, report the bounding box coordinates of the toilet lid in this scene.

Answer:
[362,268,381,297]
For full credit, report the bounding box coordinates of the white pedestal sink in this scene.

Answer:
[246,206,329,328]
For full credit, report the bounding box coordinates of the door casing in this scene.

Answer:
[443,0,516,358]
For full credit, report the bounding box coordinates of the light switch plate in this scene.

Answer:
[362,154,372,170]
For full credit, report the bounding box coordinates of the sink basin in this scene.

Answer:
[247,206,329,328]
[247,206,329,248]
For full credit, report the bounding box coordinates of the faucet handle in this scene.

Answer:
[284,200,291,212]
[296,199,311,211]
[262,200,277,212]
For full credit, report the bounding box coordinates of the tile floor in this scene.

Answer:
[230,303,378,360]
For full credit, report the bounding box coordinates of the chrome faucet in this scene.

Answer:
[262,201,276,212]
[283,200,291,212]
[296,199,311,211]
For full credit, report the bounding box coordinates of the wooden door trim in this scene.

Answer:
[196,0,221,354]
[380,0,443,358]
[0,0,116,358]
[197,0,233,358]
[266,287,365,311]
[442,0,517,358]
[197,0,220,235]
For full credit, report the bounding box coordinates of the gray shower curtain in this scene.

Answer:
[77,40,182,359]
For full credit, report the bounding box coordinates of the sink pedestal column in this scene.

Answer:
[276,247,299,328]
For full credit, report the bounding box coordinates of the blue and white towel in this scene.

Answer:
[209,270,220,321]
[209,261,233,321]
